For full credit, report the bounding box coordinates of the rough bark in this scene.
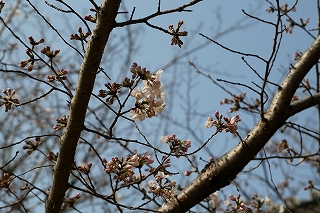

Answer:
[160,35,320,213]
[45,1,121,212]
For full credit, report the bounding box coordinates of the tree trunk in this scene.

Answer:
[45,1,121,212]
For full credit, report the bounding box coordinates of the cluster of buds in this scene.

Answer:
[168,20,188,48]
[61,193,81,210]
[104,154,153,185]
[277,139,295,162]
[47,69,68,82]
[304,180,316,191]
[129,62,151,80]
[229,194,253,213]
[300,18,310,27]
[70,27,91,41]
[84,14,96,23]
[20,182,29,191]
[53,115,68,130]
[47,151,58,162]
[0,173,13,188]
[266,4,296,13]
[19,48,35,71]
[19,36,44,71]
[77,162,92,175]
[246,98,260,111]
[129,63,166,121]
[160,134,191,157]
[22,137,41,155]
[41,46,60,58]
[148,171,177,210]
[250,194,271,211]
[98,82,122,104]
[0,88,19,112]
[28,36,45,46]
[277,139,289,152]
[293,52,303,61]
[220,93,246,112]
[280,4,296,13]
[204,111,241,135]
[285,18,295,34]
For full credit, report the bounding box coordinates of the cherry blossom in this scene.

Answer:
[204,111,241,135]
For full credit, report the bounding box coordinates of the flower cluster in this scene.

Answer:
[266,4,309,34]
[19,48,35,71]
[98,63,166,120]
[204,111,241,134]
[61,193,81,210]
[304,180,317,191]
[53,115,68,130]
[126,153,154,167]
[84,14,96,23]
[22,137,41,155]
[277,139,289,152]
[77,162,92,175]
[47,69,68,82]
[41,46,60,58]
[0,173,13,188]
[160,134,191,157]
[229,194,253,213]
[220,93,246,112]
[293,51,303,61]
[204,192,226,212]
[28,36,45,46]
[19,36,45,71]
[104,154,153,185]
[99,81,122,104]
[266,4,296,13]
[249,194,271,211]
[70,27,91,41]
[168,20,188,48]
[47,151,58,162]
[129,63,166,121]
[148,171,177,210]
[19,36,61,72]
[0,88,19,112]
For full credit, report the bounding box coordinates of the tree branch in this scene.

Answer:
[160,35,320,213]
[44,1,121,212]
[289,92,320,116]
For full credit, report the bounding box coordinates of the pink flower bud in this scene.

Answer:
[184,171,192,176]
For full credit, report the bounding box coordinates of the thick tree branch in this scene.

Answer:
[160,35,320,213]
[45,1,121,213]
[289,92,320,116]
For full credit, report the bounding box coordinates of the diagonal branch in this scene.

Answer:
[160,35,320,213]
[44,1,121,213]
